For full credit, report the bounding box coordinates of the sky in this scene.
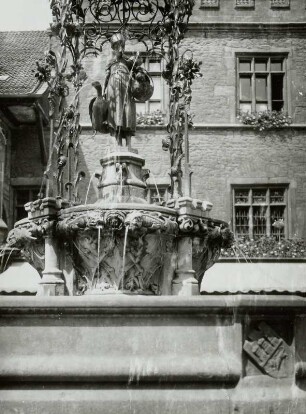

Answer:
[0,0,52,31]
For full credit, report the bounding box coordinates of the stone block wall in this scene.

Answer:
[1,295,306,413]
[7,19,306,239]
[190,0,306,23]
[77,125,306,238]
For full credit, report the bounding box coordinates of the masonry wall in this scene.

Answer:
[190,0,306,24]
[7,12,306,238]
[73,25,306,238]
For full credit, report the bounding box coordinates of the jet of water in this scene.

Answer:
[149,171,162,204]
[85,172,96,205]
[118,224,129,291]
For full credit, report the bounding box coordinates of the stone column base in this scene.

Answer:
[38,270,65,296]
[172,270,199,296]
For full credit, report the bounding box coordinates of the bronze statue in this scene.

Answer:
[90,32,153,148]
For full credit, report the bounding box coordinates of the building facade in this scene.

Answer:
[0,0,306,240]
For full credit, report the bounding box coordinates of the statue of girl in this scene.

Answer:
[90,33,154,148]
[102,33,140,148]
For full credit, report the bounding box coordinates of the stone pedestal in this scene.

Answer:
[97,150,149,203]
[0,295,306,413]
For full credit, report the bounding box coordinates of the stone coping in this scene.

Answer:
[219,257,306,263]
[58,202,177,217]
[1,295,306,315]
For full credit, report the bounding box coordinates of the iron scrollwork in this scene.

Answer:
[39,0,199,204]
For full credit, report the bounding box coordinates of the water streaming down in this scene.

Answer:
[149,171,162,204]
[117,163,123,203]
[95,225,102,290]
[119,224,129,291]
[232,241,252,264]
[85,172,96,205]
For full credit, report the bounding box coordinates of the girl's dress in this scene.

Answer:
[105,56,136,138]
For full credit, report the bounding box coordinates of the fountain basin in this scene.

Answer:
[6,197,233,296]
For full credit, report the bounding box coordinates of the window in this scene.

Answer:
[271,0,290,9]
[232,186,288,239]
[14,187,42,222]
[200,0,219,8]
[235,0,254,7]
[136,56,166,115]
[237,55,287,113]
[146,184,169,205]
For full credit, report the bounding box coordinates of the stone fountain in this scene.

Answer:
[2,3,306,413]
[6,142,233,296]
[5,1,233,297]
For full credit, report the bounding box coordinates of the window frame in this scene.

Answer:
[236,53,289,114]
[135,54,168,115]
[232,184,289,239]
[13,186,42,223]
[146,183,169,205]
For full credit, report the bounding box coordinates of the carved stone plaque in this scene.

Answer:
[243,322,292,378]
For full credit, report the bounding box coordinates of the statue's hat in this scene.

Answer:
[110,33,125,47]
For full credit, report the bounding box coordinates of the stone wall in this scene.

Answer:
[189,0,306,23]
[7,19,306,238]
[0,295,306,413]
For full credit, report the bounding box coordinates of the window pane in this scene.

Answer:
[136,102,146,114]
[16,206,27,222]
[239,59,251,71]
[271,60,283,71]
[151,77,161,100]
[255,59,267,71]
[255,76,267,101]
[252,189,267,204]
[271,74,283,101]
[271,206,285,237]
[149,60,161,72]
[253,206,267,238]
[240,76,251,101]
[272,101,284,111]
[235,207,249,236]
[150,188,166,204]
[256,103,268,112]
[240,103,252,113]
[235,189,249,204]
[148,101,162,112]
[16,189,30,205]
[270,188,285,203]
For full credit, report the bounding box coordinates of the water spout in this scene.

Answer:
[150,171,162,204]
[119,224,129,291]
[85,172,96,205]
[90,225,102,290]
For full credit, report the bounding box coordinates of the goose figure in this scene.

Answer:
[89,81,109,133]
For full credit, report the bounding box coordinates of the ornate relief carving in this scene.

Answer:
[243,322,291,378]
[191,224,234,283]
[6,219,48,274]
[71,229,168,295]
[58,208,178,236]
[56,208,178,294]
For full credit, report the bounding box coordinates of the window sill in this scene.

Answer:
[79,123,306,131]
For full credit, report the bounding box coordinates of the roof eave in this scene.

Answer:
[0,82,48,99]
